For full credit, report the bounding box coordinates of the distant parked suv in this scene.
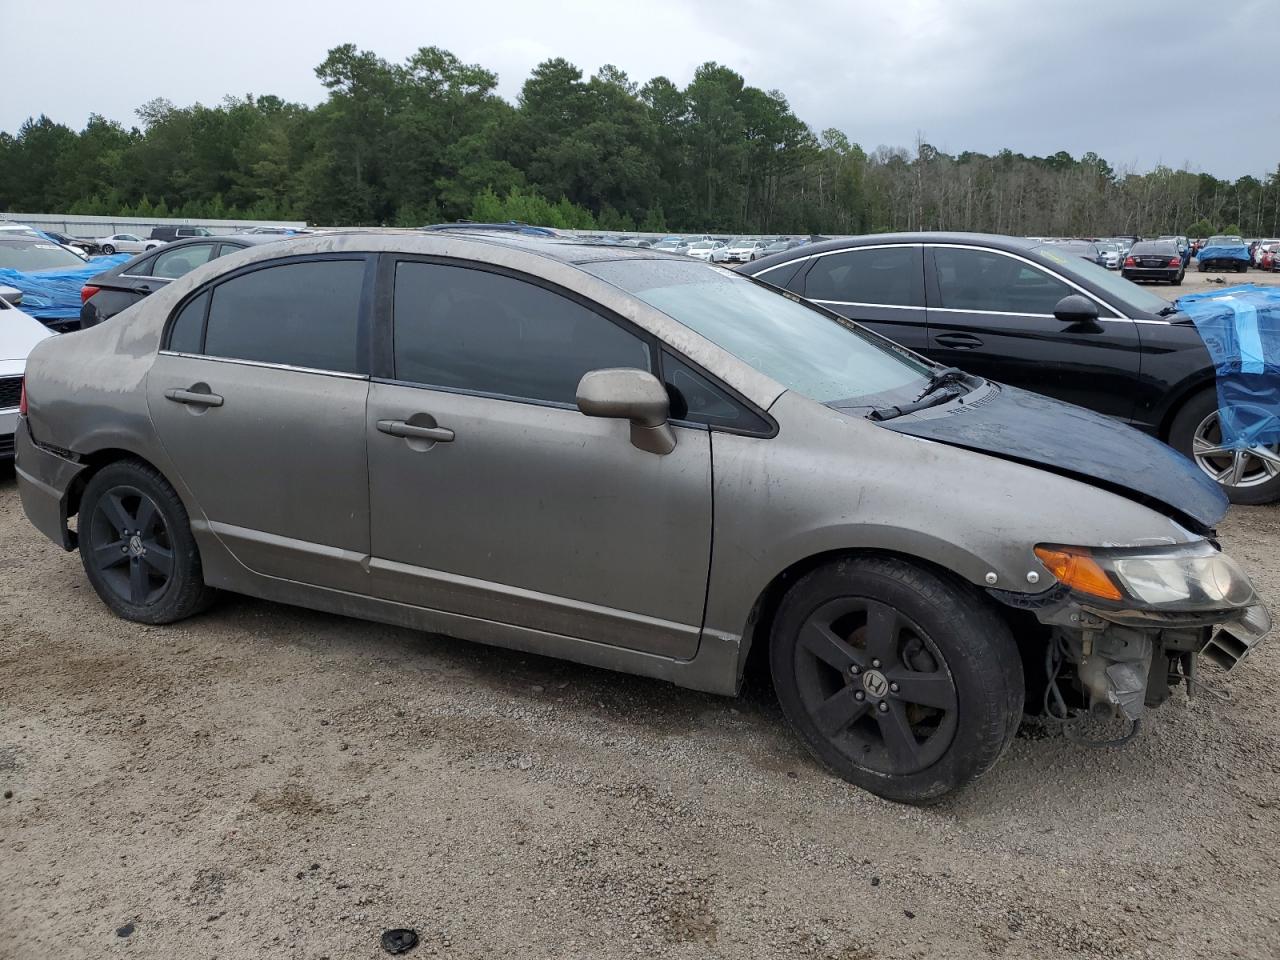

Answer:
[149,226,213,243]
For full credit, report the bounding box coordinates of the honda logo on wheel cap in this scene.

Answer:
[862,669,888,698]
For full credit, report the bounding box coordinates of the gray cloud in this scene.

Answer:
[6,0,1276,179]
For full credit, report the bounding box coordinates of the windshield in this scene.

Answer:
[0,239,91,271]
[653,240,683,249]
[1032,242,1171,316]
[587,259,932,406]
[691,241,716,249]
[1208,236,1243,246]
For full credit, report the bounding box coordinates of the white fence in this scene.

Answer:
[1,212,308,239]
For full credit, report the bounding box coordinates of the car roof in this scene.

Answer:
[744,231,1037,273]
[415,228,689,265]
[90,233,299,280]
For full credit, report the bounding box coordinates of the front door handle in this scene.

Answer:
[933,333,984,349]
[377,419,455,443]
[164,388,223,407]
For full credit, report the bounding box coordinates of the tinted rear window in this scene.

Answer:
[1130,242,1176,255]
[204,259,365,373]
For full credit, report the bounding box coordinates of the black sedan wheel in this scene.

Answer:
[770,556,1023,803]
[79,460,215,623]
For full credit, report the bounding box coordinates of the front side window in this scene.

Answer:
[804,246,924,306]
[932,247,1073,315]
[392,261,651,405]
[152,243,216,279]
[586,259,931,408]
[201,259,365,373]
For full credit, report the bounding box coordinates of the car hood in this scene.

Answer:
[865,384,1229,532]
[0,304,55,361]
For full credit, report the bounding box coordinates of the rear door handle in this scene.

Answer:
[377,419,455,443]
[933,333,984,349]
[164,388,223,407]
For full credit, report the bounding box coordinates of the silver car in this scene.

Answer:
[14,232,1270,802]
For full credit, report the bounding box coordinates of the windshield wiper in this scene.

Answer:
[868,367,975,422]
[1157,304,1180,317]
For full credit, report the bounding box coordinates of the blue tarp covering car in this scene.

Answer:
[0,254,130,323]
[1178,285,1280,448]
[1196,240,1250,271]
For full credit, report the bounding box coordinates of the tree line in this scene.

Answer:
[2,44,1278,238]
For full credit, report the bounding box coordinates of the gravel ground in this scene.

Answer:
[3,433,1280,955]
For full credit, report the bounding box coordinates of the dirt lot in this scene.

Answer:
[1159,262,1280,299]
[3,444,1280,956]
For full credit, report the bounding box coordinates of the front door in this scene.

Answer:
[145,256,373,592]
[365,259,713,659]
[924,245,1141,421]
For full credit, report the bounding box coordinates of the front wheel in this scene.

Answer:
[1169,389,1280,504]
[78,460,216,623]
[770,556,1023,804]
[101,244,115,254]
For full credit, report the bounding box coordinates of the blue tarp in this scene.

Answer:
[1177,285,1280,448]
[0,254,130,320]
[1196,244,1250,264]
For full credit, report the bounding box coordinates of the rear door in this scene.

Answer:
[146,255,374,592]
[787,244,929,352]
[364,257,714,658]
[924,244,1141,420]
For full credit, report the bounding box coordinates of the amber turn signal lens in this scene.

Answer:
[1033,546,1124,601]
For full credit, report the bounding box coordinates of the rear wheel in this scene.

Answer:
[101,244,115,255]
[1169,389,1280,504]
[79,460,216,623]
[770,556,1023,804]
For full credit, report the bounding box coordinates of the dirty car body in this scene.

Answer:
[14,232,1270,802]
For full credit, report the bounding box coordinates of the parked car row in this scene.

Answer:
[14,227,1269,804]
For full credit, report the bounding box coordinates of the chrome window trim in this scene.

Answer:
[157,350,369,380]
[811,299,921,311]
[925,242,1123,319]
[119,273,167,282]
[754,242,923,276]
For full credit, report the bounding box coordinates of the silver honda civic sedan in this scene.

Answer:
[14,231,1271,802]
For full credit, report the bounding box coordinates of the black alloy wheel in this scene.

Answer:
[88,485,174,606]
[791,597,957,776]
[78,459,216,623]
[770,557,1023,803]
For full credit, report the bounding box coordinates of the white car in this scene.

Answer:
[0,286,54,459]
[94,234,162,255]
[723,239,767,263]
[1253,240,1279,268]
[687,240,729,262]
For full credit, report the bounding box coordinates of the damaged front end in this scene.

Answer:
[993,541,1271,739]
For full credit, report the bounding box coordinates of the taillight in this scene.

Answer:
[80,284,100,304]
[19,377,27,417]
[1169,257,1181,267]
[1124,256,1137,267]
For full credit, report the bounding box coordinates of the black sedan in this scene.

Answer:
[739,232,1277,504]
[80,234,292,328]
[1122,240,1185,285]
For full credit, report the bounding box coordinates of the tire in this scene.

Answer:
[1172,270,1183,286]
[1238,263,1248,273]
[1198,262,1207,272]
[1169,388,1280,505]
[102,244,115,255]
[78,459,216,624]
[769,556,1023,804]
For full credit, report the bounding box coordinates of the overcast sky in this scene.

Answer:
[7,0,1277,180]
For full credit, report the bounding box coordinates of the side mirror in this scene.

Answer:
[0,285,23,307]
[576,368,676,456]
[1053,294,1099,323]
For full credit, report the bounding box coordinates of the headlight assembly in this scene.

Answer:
[1033,541,1257,612]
